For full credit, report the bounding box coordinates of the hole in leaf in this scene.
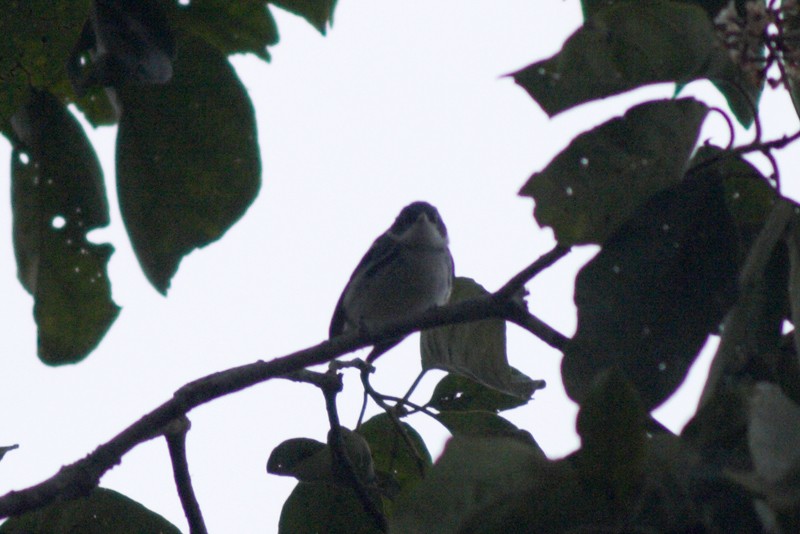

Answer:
[51,216,66,229]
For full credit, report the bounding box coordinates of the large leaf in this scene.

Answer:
[116,33,261,293]
[0,0,90,123]
[0,487,181,534]
[520,98,708,245]
[357,414,431,498]
[10,90,119,364]
[513,0,760,125]
[174,0,279,60]
[420,277,540,399]
[278,482,382,534]
[574,369,648,507]
[270,0,337,34]
[562,172,739,409]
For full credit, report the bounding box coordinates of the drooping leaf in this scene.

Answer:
[420,277,539,399]
[10,90,119,365]
[174,0,279,60]
[0,487,181,534]
[68,0,176,95]
[357,413,431,498]
[278,482,382,534]
[562,171,739,409]
[116,33,261,293]
[428,370,543,413]
[513,0,760,125]
[270,0,337,34]
[520,98,708,246]
[0,0,90,122]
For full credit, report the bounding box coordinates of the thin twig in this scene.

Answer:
[321,376,386,532]
[165,417,207,534]
[360,367,428,477]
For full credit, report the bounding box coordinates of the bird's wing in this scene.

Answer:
[328,233,399,337]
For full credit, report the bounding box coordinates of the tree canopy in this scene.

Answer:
[2,0,800,532]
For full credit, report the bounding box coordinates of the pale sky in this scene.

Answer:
[1,2,799,532]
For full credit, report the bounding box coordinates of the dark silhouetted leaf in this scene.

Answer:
[562,172,739,409]
[267,437,329,481]
[520,98,708,246]
[268,430,375,485]
[575,369,648,506]
[175,0,279,60]
[278,482,382,534]
[390,436,563,534]
[0,1,90,122]
[0,487,181,534]
[428,371,543,413]
[513,0,760,125]
[421,278,539,399]
[435,411,543,450]
[68,0,175,95]
[357,413,430,499]
[116,34,261,293]
[10,90,119,365]
[271,0,337,34]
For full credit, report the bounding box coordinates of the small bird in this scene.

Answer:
[329,201,454,361]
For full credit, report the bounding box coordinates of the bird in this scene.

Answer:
[329,201,454,361]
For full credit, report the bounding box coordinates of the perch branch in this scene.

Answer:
[0,245,569,520]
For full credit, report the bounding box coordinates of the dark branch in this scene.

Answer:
[321,376,386,532]
[165,417,207,534]
[0,247,569,519]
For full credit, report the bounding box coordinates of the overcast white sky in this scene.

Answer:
[1,2,800,532]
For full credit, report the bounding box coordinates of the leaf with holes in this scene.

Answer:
[10,90,119,365]
[562,172,739,409]
[116,34,261,293]
[520,98,708,246]
[513,0,760,126]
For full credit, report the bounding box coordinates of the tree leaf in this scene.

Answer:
[512,0,760,125]
[270,0,337,35]
[10,90,119,365]
[427,371,543,413]
[116,33,261,293]
[357,413,431,498]
[68,0,176,94]
[520,98,708,246]
[175,0,279,60]
[0,0,90,122]
[434,411,544,451]
[562,171,739,409]
[574,369,648,506]
[278,482,382,534]
[420,278,539,399]
[389,436,554,534]
[267,437,330,481]
[0,487,181,534]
